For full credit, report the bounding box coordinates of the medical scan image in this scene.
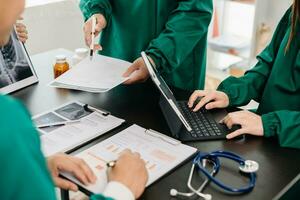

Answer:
[0,31,33,88]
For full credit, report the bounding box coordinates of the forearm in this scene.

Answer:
[217,62,269,107]
[79,0,112,22]
[262,110,300,149]
[218,8,291,107]
[146,0,213,73]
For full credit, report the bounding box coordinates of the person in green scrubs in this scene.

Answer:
[80,0,213,91]
[188,3,300,149]
[0,1,148,200]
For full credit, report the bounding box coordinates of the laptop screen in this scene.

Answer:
[141,52,192,132]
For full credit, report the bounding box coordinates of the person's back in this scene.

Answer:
[0,95,56,200]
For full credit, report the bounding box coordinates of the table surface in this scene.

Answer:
[13,48,300,200]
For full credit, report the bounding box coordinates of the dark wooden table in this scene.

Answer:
[13,49,300,200]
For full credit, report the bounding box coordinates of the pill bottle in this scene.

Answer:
[72,48,89,66]
[54,55,69,78]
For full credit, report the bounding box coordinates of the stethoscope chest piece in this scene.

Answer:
[239,160,259,173]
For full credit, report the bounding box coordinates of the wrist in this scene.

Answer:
[103,181,134,200]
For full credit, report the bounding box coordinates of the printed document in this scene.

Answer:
[49,55,131,93]
[32,102,125,156]
[62,124,197,193]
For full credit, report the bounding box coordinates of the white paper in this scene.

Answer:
[33,102,125,156]
[62,124,197,194]
[49,55,131,93]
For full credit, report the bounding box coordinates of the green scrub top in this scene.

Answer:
[218,8,300,149]
[79,0,213,91]
[0,95,112,200]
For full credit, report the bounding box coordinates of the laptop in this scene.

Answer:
[141,51,239,142]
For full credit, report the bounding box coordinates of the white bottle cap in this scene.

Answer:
[55,55,67,63]
[75,48,89,58]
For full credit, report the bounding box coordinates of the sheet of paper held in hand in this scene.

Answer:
[49,55,131,93]
[61,124,197,194]
[32,102,125,156]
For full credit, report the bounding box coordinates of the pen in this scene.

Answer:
[90,16,97,61]
[83,104,110,116]
[37,120,81,129]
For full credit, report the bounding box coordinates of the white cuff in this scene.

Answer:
[103,181,135,200]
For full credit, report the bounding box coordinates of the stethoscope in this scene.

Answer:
[170,151,259,200]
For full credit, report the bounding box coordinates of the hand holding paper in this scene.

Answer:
[49,55,132,93]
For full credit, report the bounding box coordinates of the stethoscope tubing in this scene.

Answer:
[193,151,256,193]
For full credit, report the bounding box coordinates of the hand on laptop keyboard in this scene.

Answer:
[188,90,229,112]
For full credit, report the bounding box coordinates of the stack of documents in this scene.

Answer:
[33,102,125,156]
[49,55,132,93]
[62,124,197,193]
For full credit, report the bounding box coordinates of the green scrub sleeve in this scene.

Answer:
[262,111,300,149]
[217,8,291,107]
[145,0,213,74]
[79,0,112,23]
[0,97,57,200]
[90,195,114,200]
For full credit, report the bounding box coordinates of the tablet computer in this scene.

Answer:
[0,29,38,94]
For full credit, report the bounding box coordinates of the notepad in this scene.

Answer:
[32,102,125,156]
[49,55,131,93]
[61,124,197,194]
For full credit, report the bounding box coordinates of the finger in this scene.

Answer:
[123,63,139,77]
[188,90,207,108]
[85,35,91,47]
[95,22,102,33]
[220,115,229,124]
[123,75,141,85]
[59,160,89,185]
[76,159,97,183]
[205,101,225,110]
[54,177,78,192]
[15,24,26,31]
[17,33,28,38]
[121,149,132,155]
[84,24,92,46]
[94,44,102,51]
[223,117,234,129]
[226,129,246,139]
[132,152,141,158]
[193,94,214,112]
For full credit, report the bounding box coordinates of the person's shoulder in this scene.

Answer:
[0,95,28,116]
[0,95,33,131]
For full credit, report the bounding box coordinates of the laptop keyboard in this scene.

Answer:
[178,101,223,138]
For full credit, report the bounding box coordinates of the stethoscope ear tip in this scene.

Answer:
[170,189,178,196]
[203,194,212,200]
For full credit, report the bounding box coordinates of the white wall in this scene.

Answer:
[251,0,293,57]
[23,0,86,55]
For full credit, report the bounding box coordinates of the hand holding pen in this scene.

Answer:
[83,14,107,59]
[106,149,149,199]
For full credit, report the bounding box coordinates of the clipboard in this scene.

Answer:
[60,124,198,194]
